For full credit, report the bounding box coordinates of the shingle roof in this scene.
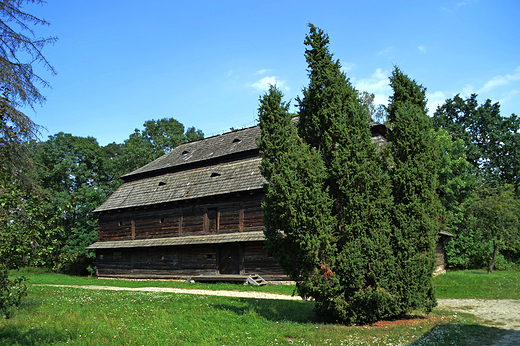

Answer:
[97,123,388,213]
[86,231,265,249]
[95,158,265,212]
[123,126,261,179]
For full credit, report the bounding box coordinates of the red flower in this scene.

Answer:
[324,269,333,277]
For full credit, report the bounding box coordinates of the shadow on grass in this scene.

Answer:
[0,325,72,346]
[213,297,319,324]
[407,323,518,345]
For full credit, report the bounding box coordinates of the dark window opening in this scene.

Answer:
[207,254,213,259]
[160,218,165,223]
[210,172,221,177]
[232,138,241,143]
[207,208,218,233]
[181,150,189,155]
[158,181,166,186]
[118,221,123,226]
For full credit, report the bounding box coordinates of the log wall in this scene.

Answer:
[94,191,290,280]
[96,241,287,280]
[97,193,264,241]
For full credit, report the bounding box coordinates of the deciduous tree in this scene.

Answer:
[29,133,113,273]
[121,118,204,174]
[433,94,520,269]
[471,185,519,273]
[433,94,520,188]
[0,0,56,317]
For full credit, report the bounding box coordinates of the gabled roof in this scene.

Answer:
[95,158,264,212]
[96,122,388,213]
[122,126,261,180]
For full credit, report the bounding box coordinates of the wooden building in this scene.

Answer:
[88,125,286,281]
[87,122,448,281]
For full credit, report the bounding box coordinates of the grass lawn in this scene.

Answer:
[0,268,516,345]
[1,285,494,346]
[13,267,296,296]
[16,267,520,299]
[433,269,520,299]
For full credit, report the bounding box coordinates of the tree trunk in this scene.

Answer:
[488,240,498,274]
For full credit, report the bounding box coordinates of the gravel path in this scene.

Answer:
[437,299,520,346]
[437,299,520,330]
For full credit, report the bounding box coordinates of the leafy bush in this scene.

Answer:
[0,269,27,319]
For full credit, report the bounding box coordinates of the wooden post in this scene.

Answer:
[239,205,244,232]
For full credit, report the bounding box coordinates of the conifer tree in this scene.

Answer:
[260,25,397,324]
[386,67,441,313]
[258,85,337,299]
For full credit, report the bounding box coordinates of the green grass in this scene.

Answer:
[1,285,494,346]
[12,267,296,296]
[1,268,516,345]
[433,269,520,299]
[17,267,520,300]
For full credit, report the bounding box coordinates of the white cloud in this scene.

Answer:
[377,47,393,56]
[426,91,451,113]
[498,90,519,105]
[255,69,270,75]
[424,66,520,116]
[457,0,476,7]
[479,66,520,93]
[354,68,391,106]
[251,76,288,92]
[461,84,474,97]
[372,68,387,80]
[341,62,356,73]
[418,45,426,53]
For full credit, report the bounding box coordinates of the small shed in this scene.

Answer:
[434,230,455,275]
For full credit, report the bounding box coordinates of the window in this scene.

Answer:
[206,208,218,233]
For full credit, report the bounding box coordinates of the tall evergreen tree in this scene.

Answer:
[258,85,336,301]
[386,67,440,313]
[260,25,398,324]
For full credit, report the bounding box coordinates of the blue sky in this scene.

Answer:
[23,0,520,146]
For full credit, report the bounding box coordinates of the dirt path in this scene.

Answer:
[35,284,302,300]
